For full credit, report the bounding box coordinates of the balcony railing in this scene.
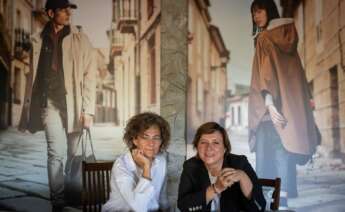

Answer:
[114,0,138,34]
[111,30,124,56]
[14,28,31,60]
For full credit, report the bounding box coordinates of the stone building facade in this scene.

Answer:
[290,0,345,156]
[109,0,230,132]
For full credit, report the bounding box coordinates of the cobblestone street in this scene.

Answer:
[0,127,345,211]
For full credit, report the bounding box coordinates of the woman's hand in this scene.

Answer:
[80,113,93,129]
[310,99,315,110]
[227,168,253,199]
[132,149,151,169]
[206,168,235,204]
[213,168,253,198]
[132,149,152,180]
[214,168,236,193]
[226,168,245,183]
[267,105,287,128]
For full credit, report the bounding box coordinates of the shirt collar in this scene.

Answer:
[41,21,71,38]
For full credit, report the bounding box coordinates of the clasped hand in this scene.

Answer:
[214,168,246,193]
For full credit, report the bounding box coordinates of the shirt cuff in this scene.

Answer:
[265,93,274,106]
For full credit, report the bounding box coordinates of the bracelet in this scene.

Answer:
[212,184,220,194]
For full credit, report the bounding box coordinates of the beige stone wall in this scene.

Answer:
[139,25,160,113]
[112,0,228,140]
[187,0,210,134]
[114,34,137,126]
[113,0,161,125]
[295,0,345,154]
[209,42,227,123]
[10,0,32,127]
[187,0,228,141]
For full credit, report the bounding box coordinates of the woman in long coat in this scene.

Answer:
[248,0,320,209]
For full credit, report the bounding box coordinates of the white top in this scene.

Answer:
[208,173,221,212]
[102,152,169,212]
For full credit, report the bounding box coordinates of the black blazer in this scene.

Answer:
[177,154,266,212]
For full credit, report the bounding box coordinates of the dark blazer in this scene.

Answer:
[177,154,266,212]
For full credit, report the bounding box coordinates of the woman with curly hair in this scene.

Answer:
[102,112,171,212]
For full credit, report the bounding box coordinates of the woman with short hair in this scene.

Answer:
[178,122,266,212]
[102,112,171,212]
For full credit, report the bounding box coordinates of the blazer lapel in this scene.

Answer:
[198,159,214,210]
[199,161,211,186]
[220,154,232,211]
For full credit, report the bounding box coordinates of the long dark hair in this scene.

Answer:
[251,0,280,36]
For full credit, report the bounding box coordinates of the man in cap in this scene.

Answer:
[19,0,96,210]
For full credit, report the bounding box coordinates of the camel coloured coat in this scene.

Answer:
[19,25,96,133]
[248,18,320,156]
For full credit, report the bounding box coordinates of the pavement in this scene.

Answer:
[0,126,345,212]
[0,124,125,212]
[228,131,345,212]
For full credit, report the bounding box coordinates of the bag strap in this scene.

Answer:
[85,128,96,160]
[76,128,96,161]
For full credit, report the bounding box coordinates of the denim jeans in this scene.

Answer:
[255,121,297,200]
[41,98,80,205]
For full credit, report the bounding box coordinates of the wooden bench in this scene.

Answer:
[82,161,281,211]
[82,160,114,212]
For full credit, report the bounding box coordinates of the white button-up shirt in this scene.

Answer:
[102,152,169,212]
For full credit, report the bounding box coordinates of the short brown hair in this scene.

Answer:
[123,112,171,152]
[193,122,231,155]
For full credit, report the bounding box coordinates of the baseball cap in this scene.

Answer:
[45,0,77,10]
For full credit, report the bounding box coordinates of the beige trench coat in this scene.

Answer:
[19,25,96,133]
[248,18,320,156]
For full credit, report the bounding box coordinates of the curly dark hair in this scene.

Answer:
[123,112,171,152]
[193,122,231,155]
